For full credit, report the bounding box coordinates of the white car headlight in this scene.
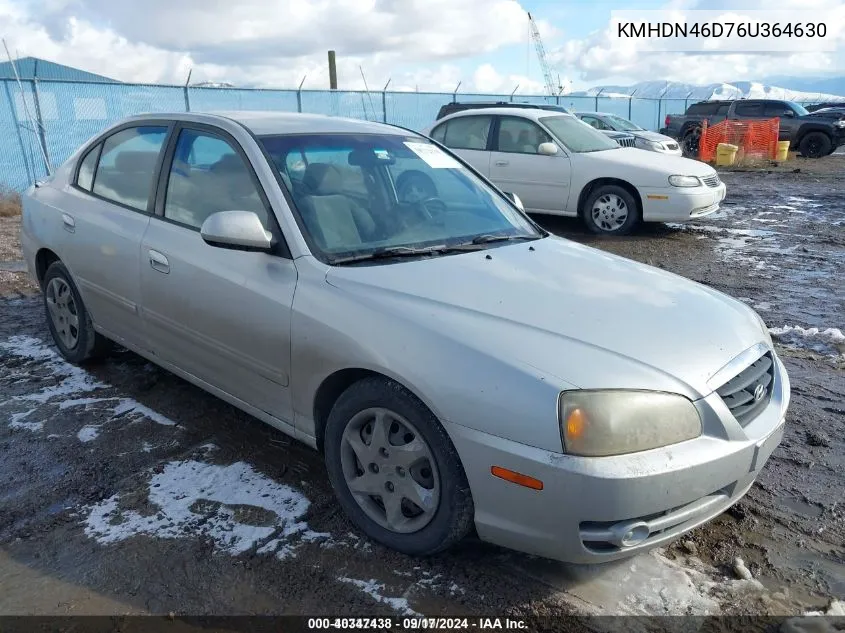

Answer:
[559,390,702,457]
[668,175,701,187]
[635,137,661,150]
[752,310,774,347]
[834,120,845,128]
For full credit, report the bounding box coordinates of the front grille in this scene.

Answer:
[716,352,774,426]
[702,174,721,188]
[616,136,636,147]
[665,142,679,151]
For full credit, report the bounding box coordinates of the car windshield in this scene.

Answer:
[604,115,643,131]
[539,116,620,153]
[259,133,543,264]
[787,101,810,116]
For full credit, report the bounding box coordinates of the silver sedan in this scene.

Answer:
[21,112,789,563]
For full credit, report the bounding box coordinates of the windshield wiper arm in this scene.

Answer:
[469,234,542,245]
[331,245,449,265]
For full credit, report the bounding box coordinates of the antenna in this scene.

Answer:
[359,66,377,122]
[3,39,51,180]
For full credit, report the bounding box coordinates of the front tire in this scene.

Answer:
[581,185,640,236]
[799,132,832,158]
[324,377,474,556]
[43,261,109,364]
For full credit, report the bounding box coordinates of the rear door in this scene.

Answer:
[139,123,297,423]
[763,102,798,140]
[429,115,493,176]
[58,123,171,348]
[488,115,570,214]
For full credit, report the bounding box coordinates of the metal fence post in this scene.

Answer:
[628,97,633,120]
[183,86,191,112]
[3,79,34,186]
[30,79,51,175]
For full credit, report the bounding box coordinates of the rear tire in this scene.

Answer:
[799,132,832,158]
[581,184,640,236]
[324,377,474,556]
[43,261,110,364]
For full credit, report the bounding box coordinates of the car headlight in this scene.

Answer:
[635,137,661,150]
[668,175,701,187]
[834,120,845,128]
[559,390,702,457]
[752,310,773,347]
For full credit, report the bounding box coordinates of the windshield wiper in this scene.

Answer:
[331,245,449,265]
[469,234,542,245]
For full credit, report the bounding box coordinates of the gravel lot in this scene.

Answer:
[0,157,843,621]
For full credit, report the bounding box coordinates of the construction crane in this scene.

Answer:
[527,11,561,96]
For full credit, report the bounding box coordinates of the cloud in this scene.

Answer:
[1,0,535,89]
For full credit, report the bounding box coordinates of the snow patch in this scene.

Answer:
[769,325,845,356]
[0,336,105,403]
[83,459,313,555]
[77,425,101,442]
[9,409,42,432]
[112,399,177,426]
[339,577,421,616]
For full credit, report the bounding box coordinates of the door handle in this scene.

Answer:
[148,250,170,274]
[494,160,509,166]
[61,213,75,233]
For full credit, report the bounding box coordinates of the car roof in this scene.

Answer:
[441,107,573,121]
[574,112,622,118]
[114,111,410,137]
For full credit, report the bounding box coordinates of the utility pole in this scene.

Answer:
[328,50,338,90]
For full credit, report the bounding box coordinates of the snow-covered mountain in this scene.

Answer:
[572,80,845,103]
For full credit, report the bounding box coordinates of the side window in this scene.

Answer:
[764,102,791,117]
[164,129,269,230]
[716,103,731,115]
[735,102,763,117]
[430,124,447,143]
[497,117,552,154]
[582,116,608,130]
[441,116,492,151]
[76,143,101,191]
[92,126,167,211]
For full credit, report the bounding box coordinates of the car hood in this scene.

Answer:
[632,130,677,144]
[586,147,713,177]
[804,111,845,123]
[325,237,766,398]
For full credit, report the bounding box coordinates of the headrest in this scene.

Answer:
[303,163,342,195]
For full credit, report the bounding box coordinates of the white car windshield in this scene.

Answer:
[259,133,543,264]
[539,116,621,153]
[604,115,643,131]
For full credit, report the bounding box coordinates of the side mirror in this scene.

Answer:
[503,191,525,211]
[783,111,795,118]
[538,142,559,156]
[200,211,273,252]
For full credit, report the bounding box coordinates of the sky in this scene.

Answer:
[1,0,843,93]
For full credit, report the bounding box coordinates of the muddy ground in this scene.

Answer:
[0,157,842,622]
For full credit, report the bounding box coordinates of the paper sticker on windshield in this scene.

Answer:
[404,142,461,168]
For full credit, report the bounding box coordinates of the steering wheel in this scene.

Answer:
[418,197,447,220]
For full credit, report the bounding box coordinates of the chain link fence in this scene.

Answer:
[0,78,819,192]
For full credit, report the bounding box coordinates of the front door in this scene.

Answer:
[139,126,297,422]
[488,116,570,214]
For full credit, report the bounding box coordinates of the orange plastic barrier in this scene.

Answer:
[698,118,780,162]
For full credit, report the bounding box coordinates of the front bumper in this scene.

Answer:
[640,182,726,222]
[445,351,789,564]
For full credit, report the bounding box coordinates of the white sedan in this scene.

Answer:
[421,107,726,235]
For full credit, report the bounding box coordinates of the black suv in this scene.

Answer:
[662,99,845,158]
[435,102,637,147]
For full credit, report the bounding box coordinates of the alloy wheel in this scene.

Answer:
[340,407,440,533]
[46,277,79,349]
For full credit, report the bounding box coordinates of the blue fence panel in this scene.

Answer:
[0,79,731,192]
[39,82,186,173]
[387,92,448,130]
[188,87,299,113]
[0,79,44,190]
[629,100,660,131]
